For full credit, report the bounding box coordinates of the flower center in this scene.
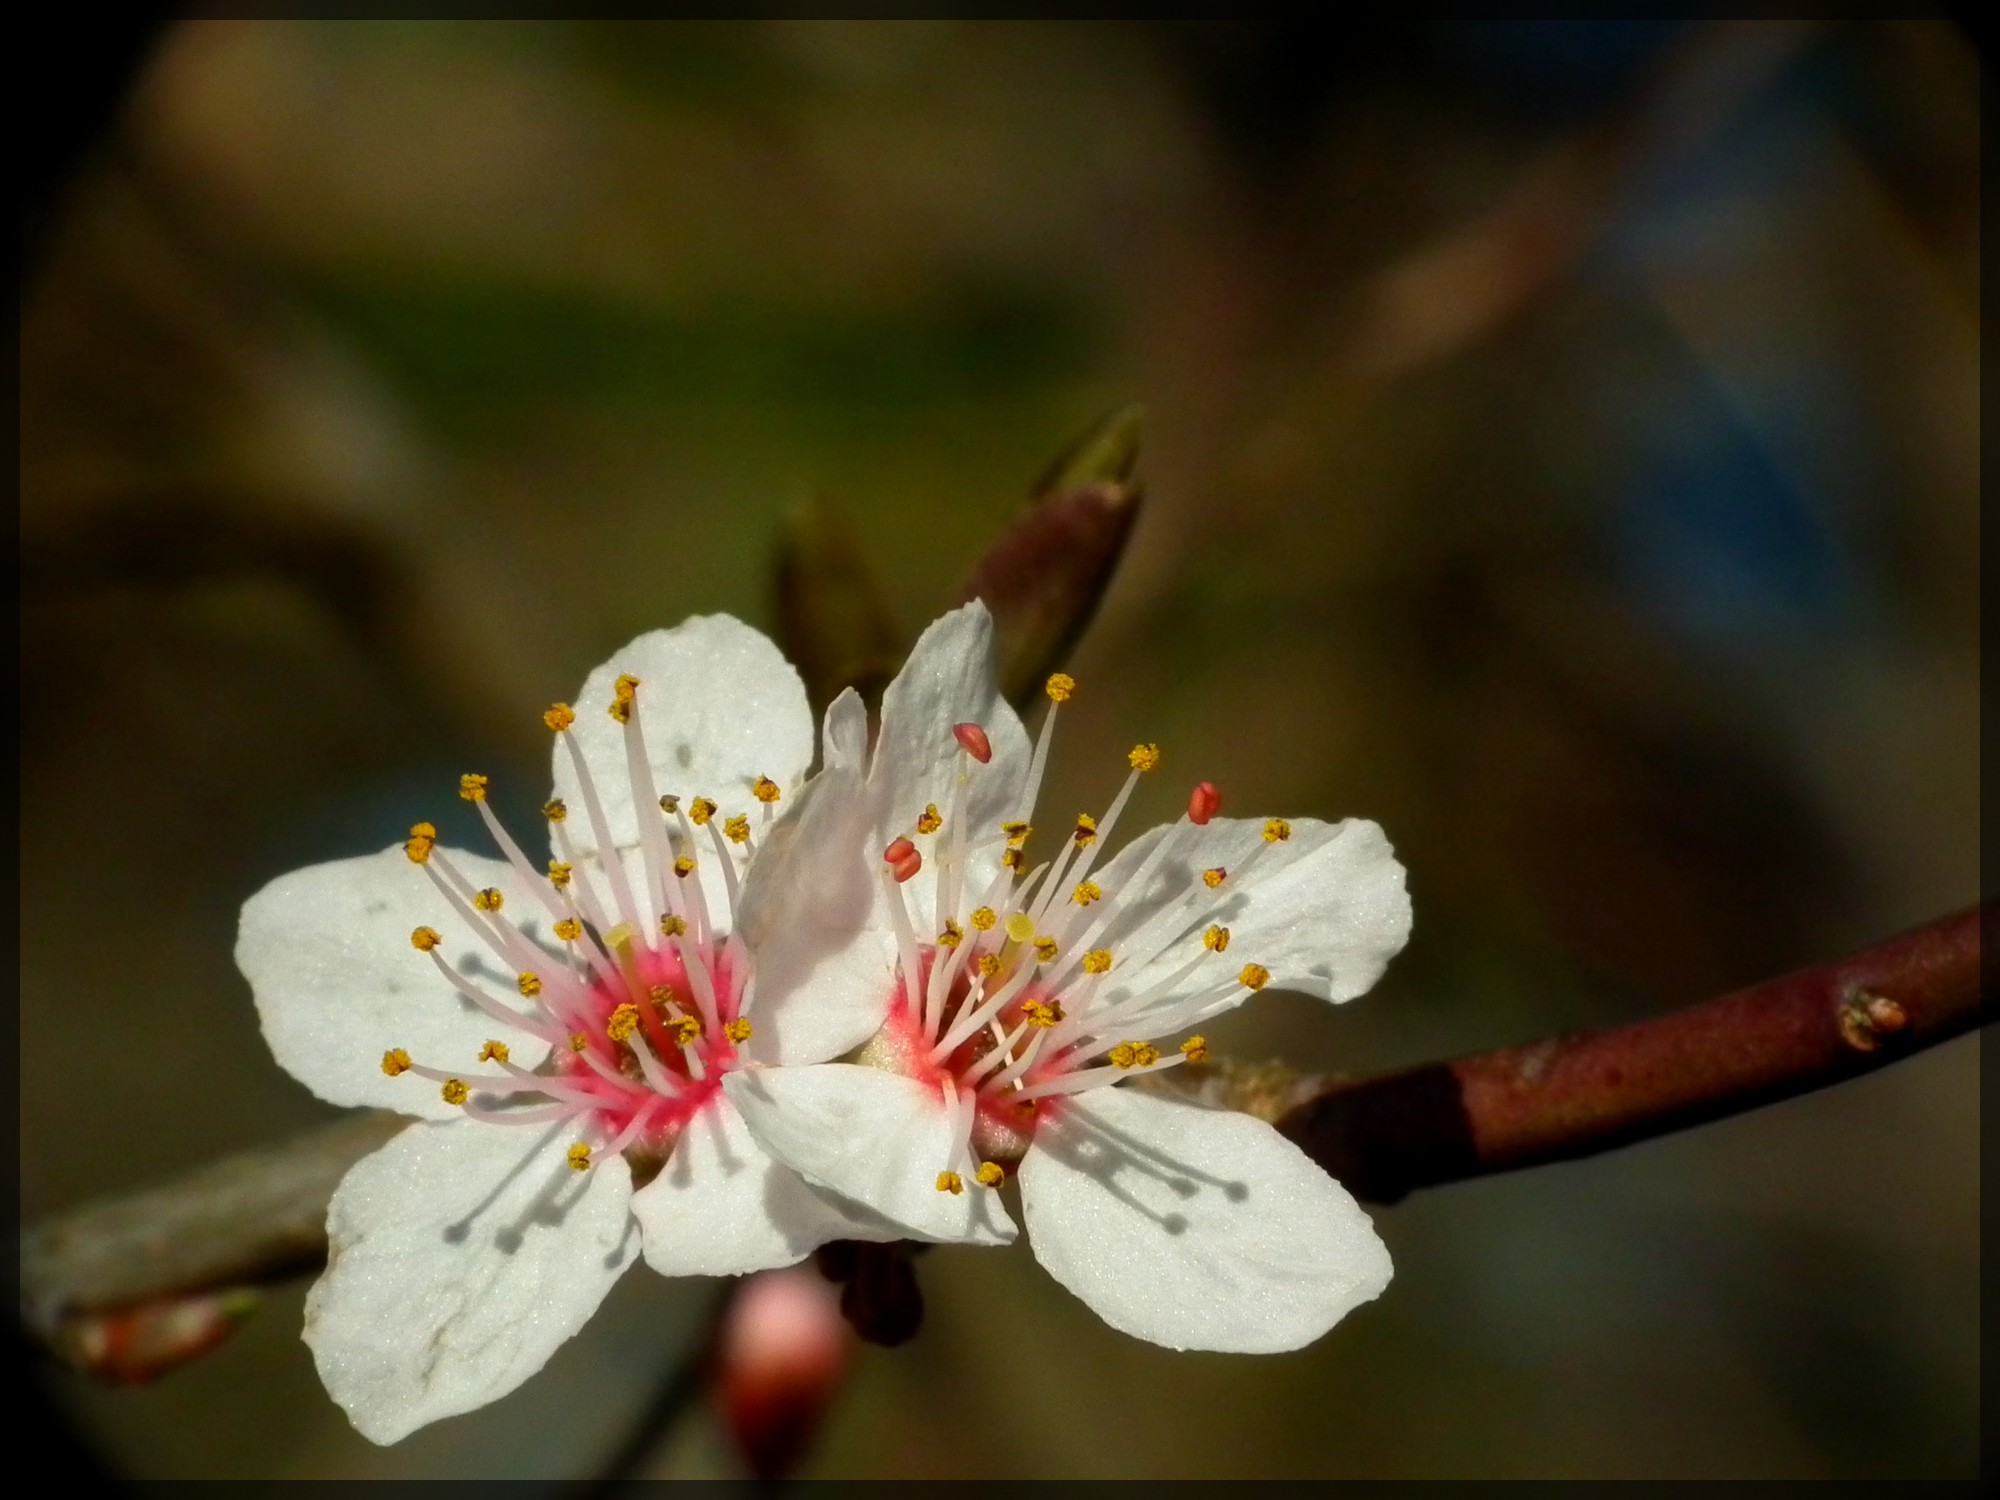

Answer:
[382,676,781,1172]
[861,673,1284,1192]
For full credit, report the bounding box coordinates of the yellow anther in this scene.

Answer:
[1073,880,1103,906]
[1034,936,1059,962]
[937,918,964,948]
[473,887,504,912]
[459,773,489,802]
[674,855,697,878]
[1109,1041,1159,1070]
[724,1018,753,1044]
[1082,949,1113,975]
[543,703,575,732]
[409,821,438,841]
[554,917,582,942]
[977,954,1002,977]
[1128,743,1162,773]
[1239,963,1271,990]
[1202,866,1227,889]
[410,926,442,952]
[606,1003,640,1042]
[670,1015,702,1046]
[1263,818,1292,844]
[1001,821,1032,846]
[1072,813,1098,847]
[543,798,568,823]
[440,1079,470,1106]
[1000,848,1025,870]
[659,794,680,815]
[547,860,572,890]
[1180,1035,1210,1063]
[478,1039,510,1064]
[1203,925,1231,953]
[608,674,639,724]
[971,907,998,931]
[915,804,943,835]
[689,797,717,826]
[975,1161,1006,1188]
[517,972,542,997]
[648,984,675,1008]
[403,829,435,864]
[660,913,687,937]
[569,1030,590,1053]
[724,814,751,844]
[752,776,781,804]
[1045,673,1076,703]
[936,1171,965,1195]
[567,1142,592,1172]
[381,1048,411,1077]
[1021,1000,1063,1028]
[1005,911,1037,943]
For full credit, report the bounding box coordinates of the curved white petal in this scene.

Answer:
[238,845,556,1118]
[733,753,893,1066]
[723,1065,1016,1247]
[1092,816,1410,1008]
[304,1119,638,1444]
[821,686,869,773]
[869,602,1031,917]
[1018,1086,1390,1353]
[631,1094,882,1277]
[553,616,814,858]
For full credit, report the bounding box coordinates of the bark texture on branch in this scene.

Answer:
[1275,903,1988,1202]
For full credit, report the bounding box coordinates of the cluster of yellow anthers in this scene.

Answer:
[873,669,1285,1198]
[377,668,791,1171]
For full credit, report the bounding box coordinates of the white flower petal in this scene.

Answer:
[869,602,1031,915]
[1094,816,1410,1007]
[821,685,869,773]
[1018,1086,1390,1353]
[304,1119,638,1444]
[723,1065,1016,1247]
[630,1094,881,1276]
[733,753,892,1065]
[238,845,555,1118]
[553,616,814,858]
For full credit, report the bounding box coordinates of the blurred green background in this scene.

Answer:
[19,19,1980,1480]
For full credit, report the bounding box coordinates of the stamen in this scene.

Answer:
[952,722,992,762]
[936,1171,964,1195]
[1264,819,1291,843]
[410,926,441,952]
[1188,782,1221,825]
[1239,963,1271,989]
[381,1049,411,1076]
[1180,1035,1209,1062]
[689,798,717,826]
[1081,949,1113,974]
[1073,881,1102,906]
[725,1018,753,1043]
[1045,673,1076,702]
[1203,867,1227,888]
[915,804,943,836]
[723,814,752,844]
[567,1142,592,1171]
[1127,743,1161,773]
[883,837,922,884]
[752,775,781,804]
[403,822,436,863]
[1108,1041,1160,1069]
[975,1162,1005,1187]
[971,907,998,931]
[441,1079,470,1106]
[544,704,576,732]
[478,1040,511,1063]
[1203,925,1231,952]
[459,773,489,802]
[1033,936,1059,963]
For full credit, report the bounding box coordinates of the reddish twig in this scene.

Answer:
[1278,903,1990,1203]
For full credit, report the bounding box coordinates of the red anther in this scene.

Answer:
[952,722,993,763]
[883,837,922,883]
[1188,781,1222,825]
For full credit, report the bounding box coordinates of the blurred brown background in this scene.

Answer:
[19,19,1980,1480]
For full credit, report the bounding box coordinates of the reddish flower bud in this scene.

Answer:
[718,1268,850,1482]
[1188,781,1222,825]
[952,722,992,763]
[883,837,922,883]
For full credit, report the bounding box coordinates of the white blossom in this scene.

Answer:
[238,615,896,1443]
[727,603,1411,1353]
